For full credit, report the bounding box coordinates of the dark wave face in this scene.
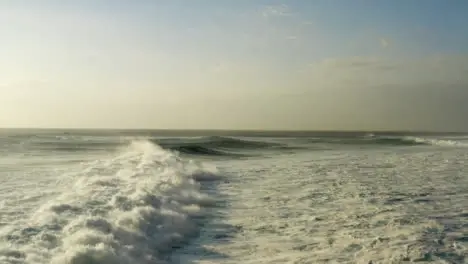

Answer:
[161,144,241,157]
[152,136,296,157]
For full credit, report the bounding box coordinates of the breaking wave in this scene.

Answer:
[301,135,468,148]
[0,140,222,264]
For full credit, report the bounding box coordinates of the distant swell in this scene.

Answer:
[302,136,468,147]
[6,134,467,158]
[13,136,293,157]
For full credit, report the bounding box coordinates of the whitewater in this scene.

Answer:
[1,130,468,264]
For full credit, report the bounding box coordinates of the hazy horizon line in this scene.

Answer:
[1,127,467,135]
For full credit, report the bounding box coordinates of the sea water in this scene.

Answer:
[0,129,467,263]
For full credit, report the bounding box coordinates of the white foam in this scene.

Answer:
[176,149,468,263]
[405,136,468,147]
[0,140,220,264]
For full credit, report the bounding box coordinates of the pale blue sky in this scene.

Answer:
[1,1,467,131]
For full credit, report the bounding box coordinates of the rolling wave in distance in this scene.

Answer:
[4,134,467,158]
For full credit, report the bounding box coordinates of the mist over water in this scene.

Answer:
[1,130,468,263]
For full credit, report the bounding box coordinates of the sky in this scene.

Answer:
[1,0,468,131]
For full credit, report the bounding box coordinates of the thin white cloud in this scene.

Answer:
[286,35,298,40]
[301,55,468,89]
[380,38,389,48]
[261,4,292,18]
[243,4,313,44]
[0,79,49,89]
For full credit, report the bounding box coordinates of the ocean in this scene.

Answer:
[0,129,468,264]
